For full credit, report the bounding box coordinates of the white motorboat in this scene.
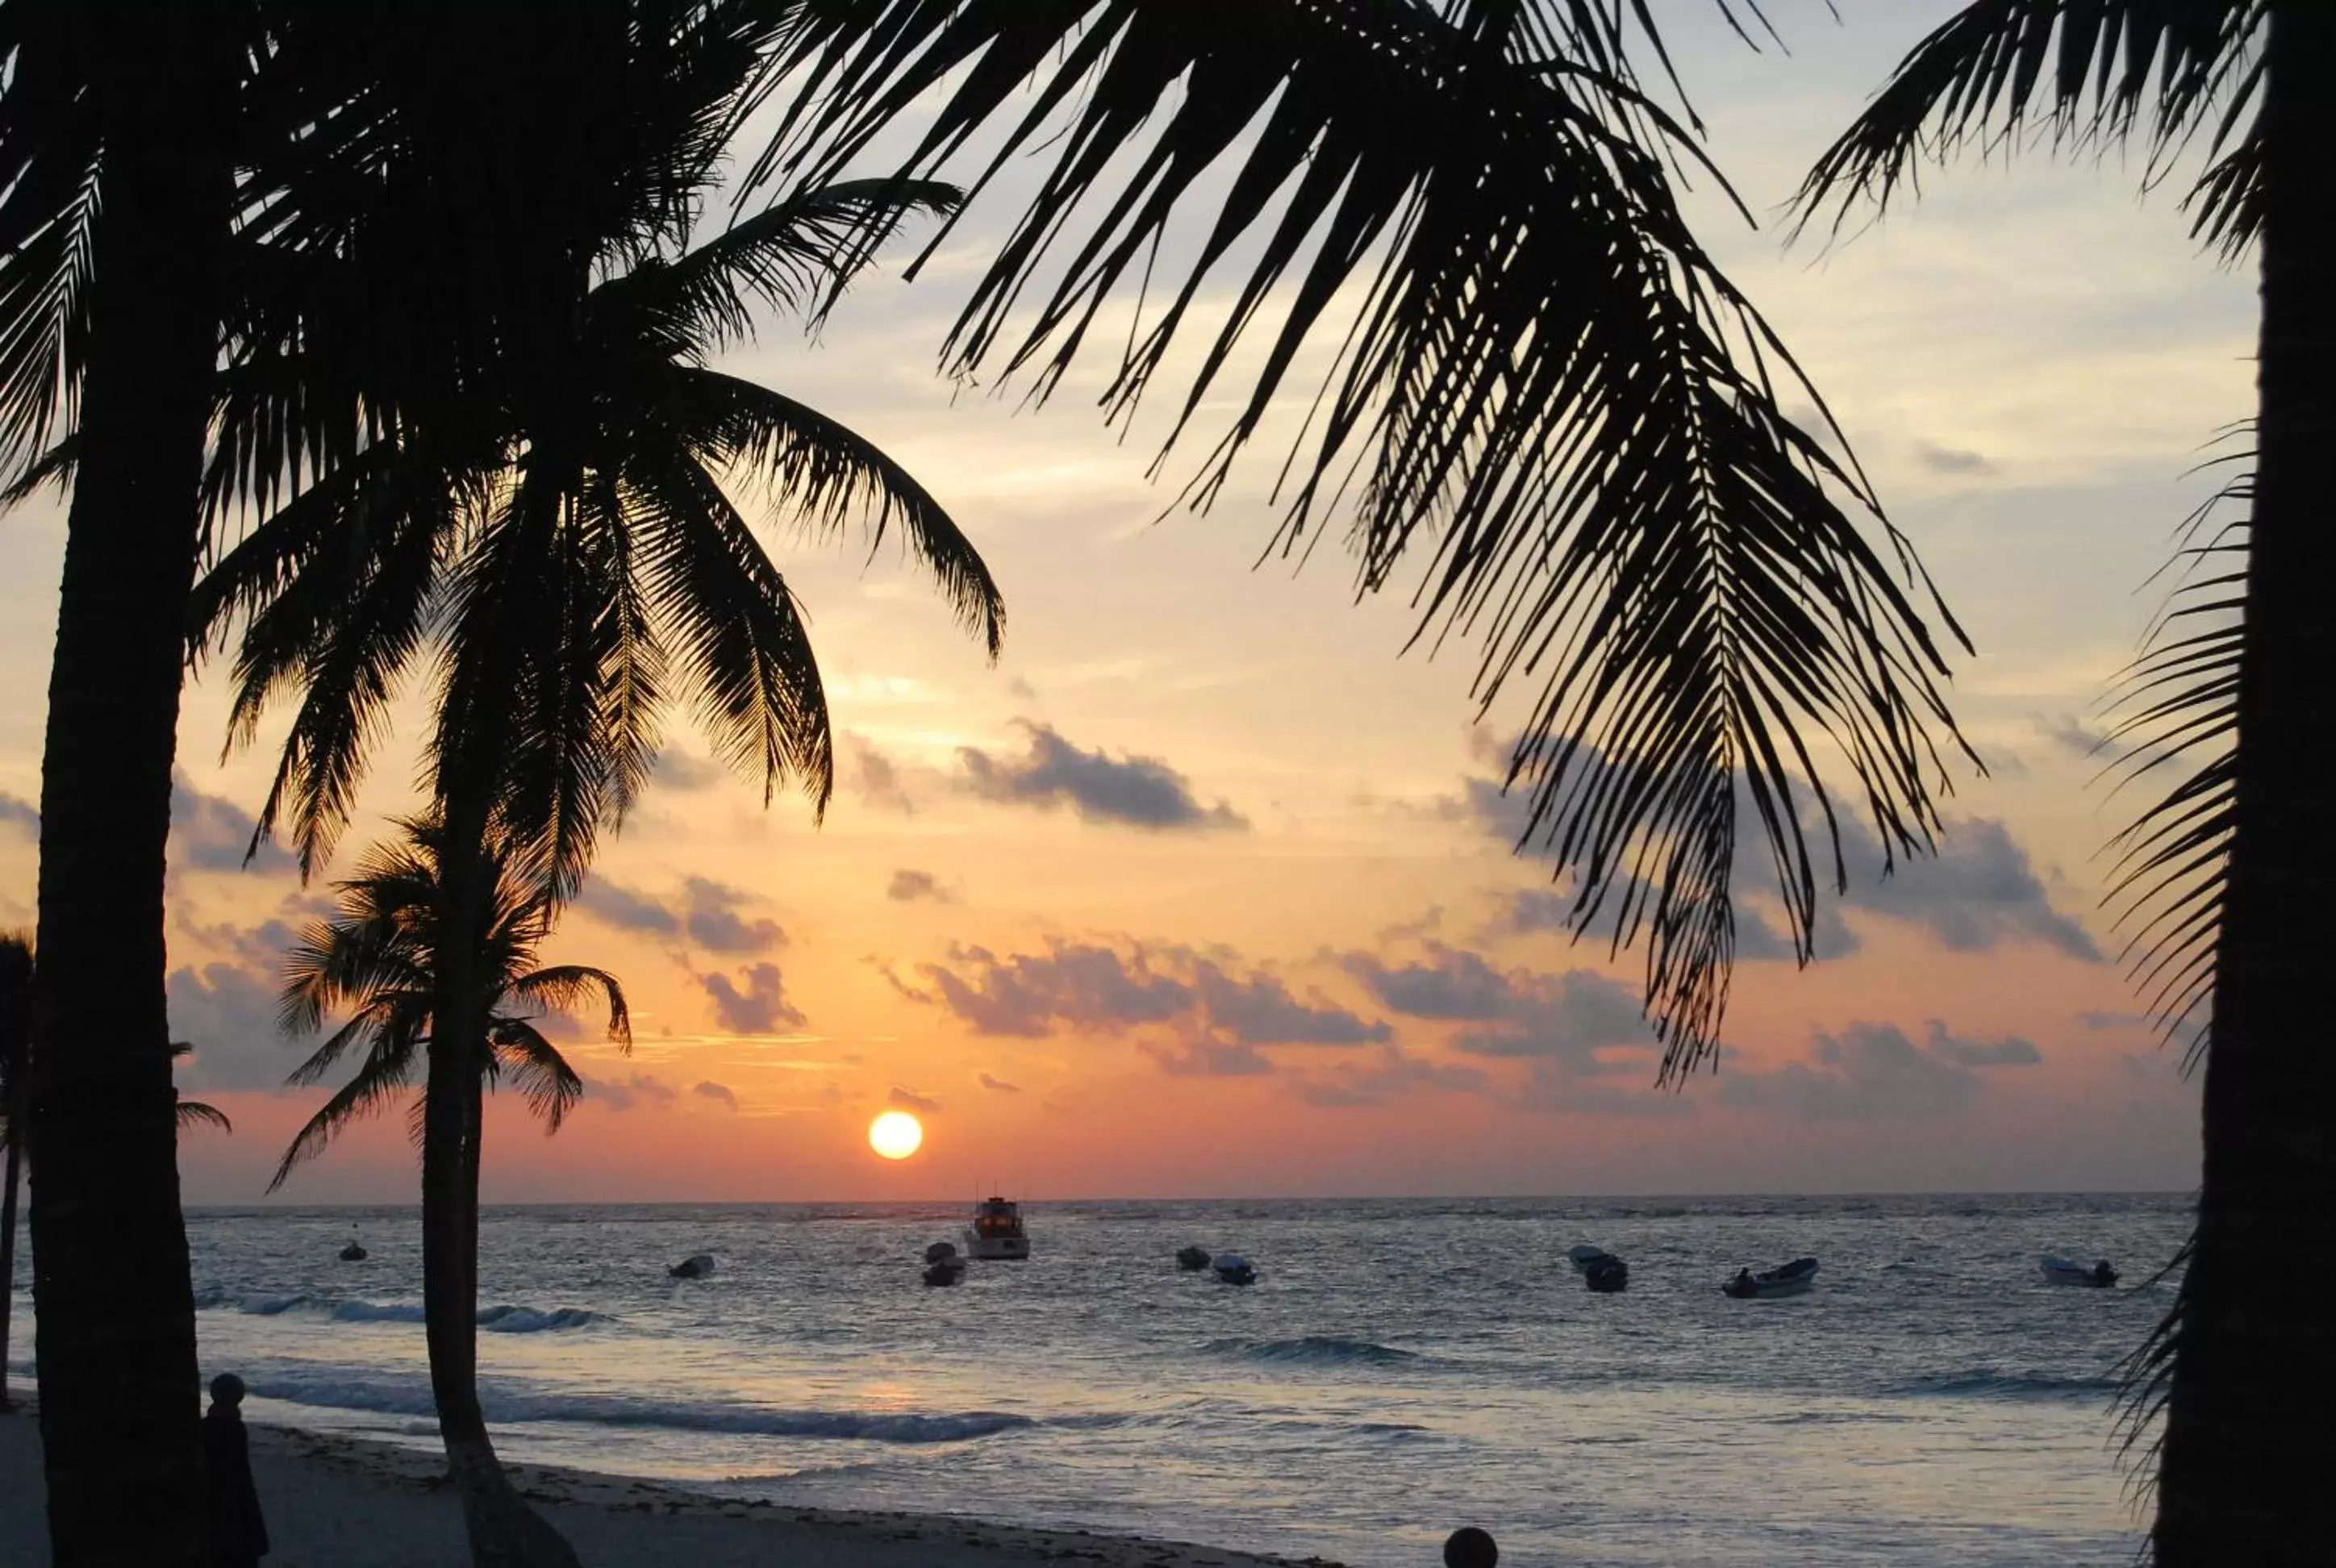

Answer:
[965,1195,1031,1261]
[2041,1256,2118,1288]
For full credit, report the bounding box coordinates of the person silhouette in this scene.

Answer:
[202,1373,270,1566]
[1444,1525,1498,1567]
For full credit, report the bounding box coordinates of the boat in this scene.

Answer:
[925,1241,962,1265]
[1176,1245,1212,1271]
[1212,1253,1258,1286]
[922,1247,967,1287]
[2041,1256,2118,1288]
[1721,1257,1818,1299]
[339,1228,368,1262]
[667,1252,715,1279]
[964,1195,1031,1261]
[1566,1244,1628,1291]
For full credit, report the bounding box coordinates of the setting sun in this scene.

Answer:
[868,1110,924,1161]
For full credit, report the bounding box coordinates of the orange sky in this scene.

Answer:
[0,3,2240,1202]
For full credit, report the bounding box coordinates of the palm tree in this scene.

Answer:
[270,819,623,1228]
[192,148,1002,1567]
[1793,3,2327,1560]
[0,5,242,1551]
[1,932,30,1413]
[167,1042,234,1138]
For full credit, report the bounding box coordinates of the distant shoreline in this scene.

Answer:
[0,1405,1325,1568]
[170,1189,2195,1210]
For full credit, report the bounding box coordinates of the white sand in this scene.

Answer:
[0,1407,1343,1567]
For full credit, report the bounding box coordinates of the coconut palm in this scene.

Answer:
[191,149,1000,1566]
[271,819,624,1211]
[1,932,28,1412]
[1793,3,2325,1559]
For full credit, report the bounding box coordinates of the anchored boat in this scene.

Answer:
[965,1195,1031,1261]
[1721,1257,1818,1299]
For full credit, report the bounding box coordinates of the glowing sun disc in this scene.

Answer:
[869,1110,924,1160]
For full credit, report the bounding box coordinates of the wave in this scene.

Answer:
[1896,1371,2121,1401]
[245,1371,1032,1445]
[1208,1336,1420,1367]
[209,1295,606,1332]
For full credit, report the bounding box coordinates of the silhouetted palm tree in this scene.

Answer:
[192,155,999,1563]
[1795,4,2326,1560]
[1,932,28,1412]
[271,819,624,1224]
[166,1042,234,1138]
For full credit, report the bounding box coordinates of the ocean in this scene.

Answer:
[13,1195,2190,1566]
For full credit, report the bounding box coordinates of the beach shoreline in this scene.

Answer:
[0,1404,1341,1568]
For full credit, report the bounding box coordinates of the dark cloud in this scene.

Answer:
[0,790,36,836]
[653,749,725,791]
[700,962,807,1034]
[978,1071,1021,1094]
[2080,1009,2153,1031]
[167,962,293,1091]
[888,869,952,904]
[177,912,303,973]
[915,939,1385,1048]
[589,1073,679,1112]
[889,1084,942,1114]
[169,772,294,874]
[1913,441,1995,476]
[1141,1036,1274,1078]
[682,878,786,955]
[1343,943,1658,1093]
[957,722,1245,832]
[576,878,682,937]
[1342,945,1516,1021]
[1719,1020,2038,1120]
[692,1080,740,1111]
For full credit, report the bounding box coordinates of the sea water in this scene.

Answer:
[14,1195,2189,1566]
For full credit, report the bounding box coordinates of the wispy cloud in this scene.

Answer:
[957,721,1245,832]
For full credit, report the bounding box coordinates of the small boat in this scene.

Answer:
[667,1253,716,1279]
[924,1241,961,1266]
[2041,1256,2118,1288]
[1721,1257,1818,1299]
[965,1195,1031,1261]
[922,1254,967,1287]
[1566,1245,1627,1291]
[1176,1245,1212,1271]
[1212,1253,1258,1287]
[339,1228,368,1262]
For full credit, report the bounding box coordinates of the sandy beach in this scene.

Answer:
[0,1407,1336,1568]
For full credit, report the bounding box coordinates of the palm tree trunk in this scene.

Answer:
[2152,4,2336,1562]
[422,786,579,1568]
[1,1128,21,1413]
[24,9,235,1562]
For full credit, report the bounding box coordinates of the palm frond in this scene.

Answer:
[508,964,633,1048]
[0,6,101,486]
[676,365,1003,656]
[1793,0,2263,250]
[174,1099,233,1136]
[752,0,1967,1070]
[268,1026,420,1192]
[486,1018,586,1134]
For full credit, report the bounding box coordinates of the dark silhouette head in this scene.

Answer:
[1444,1526,1498,1567]
[208,1372,245,1408]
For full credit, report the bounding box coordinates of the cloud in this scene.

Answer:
[956,721,1245,832]
[682,878,786,955]
[889,1084,942,1114]
[589,1073,679,1112]
[1719,1020,2038,1121]
[1141,1036,1274,1077]
[1913,441,1996,476]
[692,1080,740,1111]
[978,1071,1021,1094]
[167,962,292,1091]
[169,772,294,874]
[653,750,726,791]
[2037,713,2121,762]
[0,790,35,836]
[1462,756,2096,964]
[700,963,807,1034]
[914,939,1386,1049]
[888,869,952,904]
[1341,945,1516,1020]
[1293,1047,1489,1109]
[576,878,682,937]
[845,734,916,815]
[2080,1009,2154,1031]
[177,911,304,972]
[1343,945,1650,1062]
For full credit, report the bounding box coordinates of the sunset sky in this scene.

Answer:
[0,2,2251,1202]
